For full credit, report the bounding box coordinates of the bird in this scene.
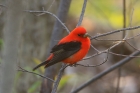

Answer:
[33,26,91,71]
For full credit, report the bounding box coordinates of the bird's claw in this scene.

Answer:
[69,64,77,67]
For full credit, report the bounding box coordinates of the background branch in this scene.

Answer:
[71,50,140,93]
[115,0,126,92]
[24,10,70,33]
[76,0,87,27]
[0,0,24,93]
[51,64,65,93]
[91,25,140,40]
[18,66,54,82]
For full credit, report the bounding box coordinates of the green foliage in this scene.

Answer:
[69,0,140,28]
[58,74,74,90]
[136,58,140,65]
[27,81,41,93]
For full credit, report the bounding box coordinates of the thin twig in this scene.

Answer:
[110,41,123,49]
[18,66,55,82]
[94,29,140,41]
[115,0,126,92]
[125,40,140,51]
[81,42,123,67]
[76,48,110,67]
[83,51,104,60]
[24,10,70,33]
[94,32,140,41]
[76,0,87,27]
[94,38,125,41]
[108,51,140,58]
[90,44,100,52]
[47,0,56,11]
[126,32,140,40]
[83,41,122,60]
[91,25,140,40]
[129,8,134,27]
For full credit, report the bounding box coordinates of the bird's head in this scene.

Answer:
[70,26,91,40]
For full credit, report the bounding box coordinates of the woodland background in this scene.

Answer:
[0,0,140,93]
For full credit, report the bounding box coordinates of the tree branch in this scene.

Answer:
[24,10,70,33]
[71,50,140,93]
[51,64,66,93]
[18,66,55,82]
[91,25,140,40]
[0,1,24,93]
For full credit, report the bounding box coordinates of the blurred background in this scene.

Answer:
[0,0,140,93]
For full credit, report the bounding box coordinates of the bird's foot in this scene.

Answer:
[69,63,77,67]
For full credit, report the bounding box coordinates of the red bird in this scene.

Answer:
[33,26,90,71]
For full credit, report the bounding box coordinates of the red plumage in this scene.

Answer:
[33,26,90,71]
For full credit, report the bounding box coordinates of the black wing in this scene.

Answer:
[45,41,81,67]
[33,41,81,70]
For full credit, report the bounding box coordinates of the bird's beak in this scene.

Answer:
[83,33,91,38]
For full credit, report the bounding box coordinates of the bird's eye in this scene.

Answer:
[78,34,81,37]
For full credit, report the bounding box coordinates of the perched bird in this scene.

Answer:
[33,26,90,71]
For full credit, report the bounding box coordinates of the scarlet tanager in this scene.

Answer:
[33,26,90,71]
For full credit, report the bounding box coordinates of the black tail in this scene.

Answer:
[33,61,48,71]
